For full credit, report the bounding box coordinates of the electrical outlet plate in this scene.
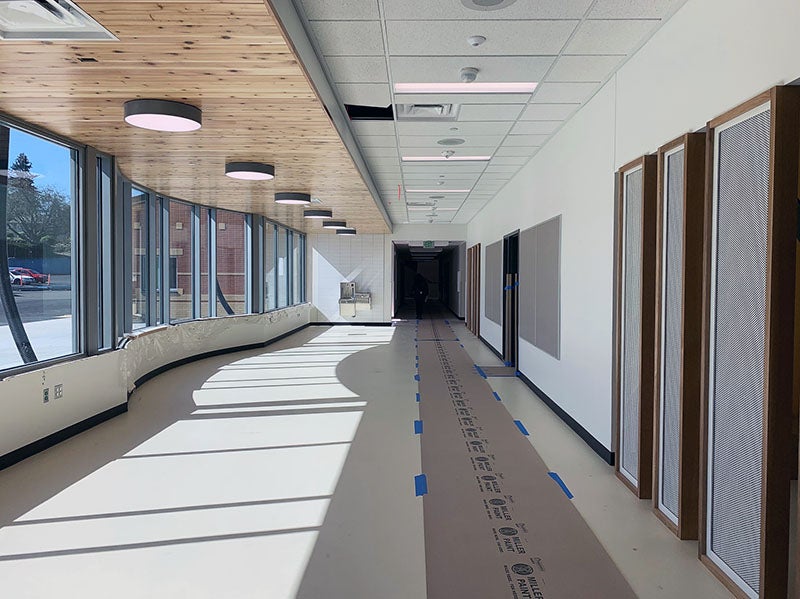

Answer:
[43,388,49,403]
[54,384,63,399]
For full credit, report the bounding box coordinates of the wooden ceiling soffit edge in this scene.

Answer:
[263,0,394,233]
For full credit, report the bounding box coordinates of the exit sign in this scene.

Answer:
[423,240,434,249]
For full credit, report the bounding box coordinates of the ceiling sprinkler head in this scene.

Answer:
[460,66,479,83]
[467,35,486,47]
[441,149,456,159]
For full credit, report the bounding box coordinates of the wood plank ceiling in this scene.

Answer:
[0,0,389,233]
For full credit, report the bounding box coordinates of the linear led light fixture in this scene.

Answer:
[402,156,491,162]
[406,189,471,193]
[394,82,537,94]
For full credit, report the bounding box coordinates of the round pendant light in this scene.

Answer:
[336,228,357,236]
[322,220,348,230]
[124,99,202,132]
[275,192,312,205]
[304,209,333,219]
[225,162,275,181]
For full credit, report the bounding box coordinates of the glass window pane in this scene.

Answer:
[265,223,276,310]
[199,207,210,318]
[154,197,162,325]
[0,125,78,370]
[292,231,301,305]
[131,188,147,330]
[277,227,288,309]
[216,209,247,315]
[169,200,193,322]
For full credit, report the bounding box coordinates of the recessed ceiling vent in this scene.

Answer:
[0,0,117,41]
[396,103,460,122]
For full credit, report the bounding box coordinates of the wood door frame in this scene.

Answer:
[613,154,658,499]
[698,86,800,599]
[651,133,705,539]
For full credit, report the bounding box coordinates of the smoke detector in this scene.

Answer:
[467,35,486,47]
[461,0,519,11]
[460,67,479,83]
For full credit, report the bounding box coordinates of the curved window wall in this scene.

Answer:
[0,115,306,376]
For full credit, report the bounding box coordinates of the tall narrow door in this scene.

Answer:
[503,232,519,367]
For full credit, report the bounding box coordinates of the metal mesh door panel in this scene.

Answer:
[621,168,643,483]
[709,107,770,595]
[660,149,685,521]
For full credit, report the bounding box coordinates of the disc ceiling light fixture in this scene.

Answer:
[336,228,357,236]
[124,99,202,132]
[274,192,311,205]
[322,220,349,230]
[225,162,275,181]
[304,209,333,219]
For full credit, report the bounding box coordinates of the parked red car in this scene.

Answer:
[9,267,48,284]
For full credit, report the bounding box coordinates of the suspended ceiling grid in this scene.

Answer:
[295,0,688,225]
[0,0,391,234]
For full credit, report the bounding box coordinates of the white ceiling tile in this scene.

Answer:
[337,83,391,106]
[326,56,388,83]
[483,165,519,173]
[386,20,578,56]
[490,156,529,166]
[310,21,385,56]
[495,145,540,157]
[398,135,505,148]
[351,120,396,136]
[404,163,486,174]
[301,0,380,20]
[547,55,624,81]
[531,81,597,103]
[396,121,512,136]
[563,19,660,55]
[384,0,592,19]
[520,103,580,120]
[588,0,687,19]
[358,135,397,147]
[505,134,550,146]
[390,56,553,84]
[360,145,399,157]
[511,121,562,135]
[401,146,498,157]
[457,104,526,121]
[395,93,532,105]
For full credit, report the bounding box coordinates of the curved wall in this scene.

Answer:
[0,304,311,465]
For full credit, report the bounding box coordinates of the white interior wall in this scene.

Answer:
[0,305,311,460]
[468,0,800,451]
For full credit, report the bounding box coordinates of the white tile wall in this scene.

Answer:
[310,234,387,322]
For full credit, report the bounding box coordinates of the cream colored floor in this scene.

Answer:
[452,320,734,599]
[0,325,426,599]
[0,319,746,599]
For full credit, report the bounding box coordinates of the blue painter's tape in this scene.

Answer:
[514,420,530,436]
[493,391,502,402]
[414,420,423,434]
[515,370,521,377]
[474,365,487,379]
[504,361,512,367]
[455,338,460,341]
[416,392,421,403]
[548,472,573,499]
[414,374,420,381]
[504,285,512,290]
[445,319,450,324]
[460,344,464,348]
[414,474,428,496]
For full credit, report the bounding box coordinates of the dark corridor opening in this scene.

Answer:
[393,242,464,320]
